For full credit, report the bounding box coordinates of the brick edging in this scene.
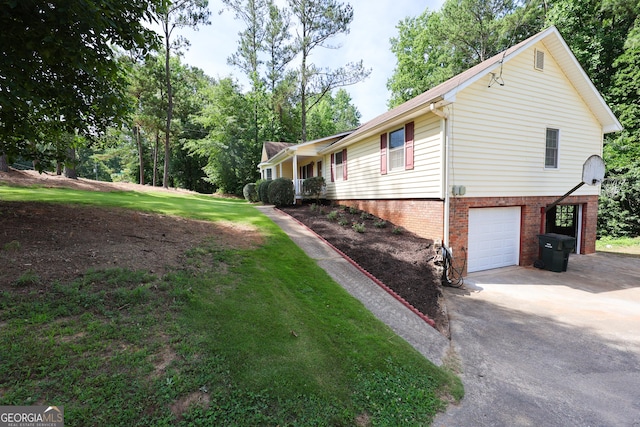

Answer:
[275,207,438,330]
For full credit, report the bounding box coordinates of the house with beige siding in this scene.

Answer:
[258,26,621,274]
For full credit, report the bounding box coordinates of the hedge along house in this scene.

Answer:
[258,26,621,274]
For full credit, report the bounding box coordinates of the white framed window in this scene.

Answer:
[545,128,559,169]
[266,168,273,180]
[388,127,405,171]
[380,122,414,174]
[334,151,344,180]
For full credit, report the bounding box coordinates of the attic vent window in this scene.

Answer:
[535,49,545,71]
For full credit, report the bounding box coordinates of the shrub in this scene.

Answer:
[242,183,258,202]
[349,206,359,215]
[267,178,295,207]
[352,222,366,233]
[257,180,272,204]
[392,226,404,235]
[373,220,387,229]
[338,218,350,226]
[360,212,373,220]
[302,176,326,202]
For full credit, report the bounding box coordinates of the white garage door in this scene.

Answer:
[467,207,521,273]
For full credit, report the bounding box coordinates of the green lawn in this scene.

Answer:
[596,235,640,256]
[0,185,461,426]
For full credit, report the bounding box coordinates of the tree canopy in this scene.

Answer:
[0,0,162,164]
[387,0,546,107]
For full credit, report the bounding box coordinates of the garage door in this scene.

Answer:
[467,207,521,273]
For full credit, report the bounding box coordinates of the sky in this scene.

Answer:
[173,0,446,123]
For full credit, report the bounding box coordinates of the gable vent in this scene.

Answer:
[535,49,545,71]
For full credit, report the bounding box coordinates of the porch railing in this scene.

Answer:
[294,178,327,199]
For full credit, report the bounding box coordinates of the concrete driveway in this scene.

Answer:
[434,252,640,427]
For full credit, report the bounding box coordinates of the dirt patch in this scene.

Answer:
[170,391,210,419]
[0,169,260,289]
[0,168,448,335]
[280,204,449,336]
[0,168,201,195]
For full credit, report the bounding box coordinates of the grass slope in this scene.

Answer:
[0,185,461,426]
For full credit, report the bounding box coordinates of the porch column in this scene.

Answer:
[293,154,299,201]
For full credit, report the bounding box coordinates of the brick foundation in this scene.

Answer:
[335,195,599,276]
[334,199,444,242]
[449,195,599,275]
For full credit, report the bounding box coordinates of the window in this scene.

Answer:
[300,163,313,179]
[335,151,344,180]
[389,128,405,171]
[380,122,414,174]
[331,149,347,182]
[555,205,575,228]
[266,168,273,180]
[545,128,559,168]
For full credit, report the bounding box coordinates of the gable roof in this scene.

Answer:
[321,26,621,153]
[260,131,354,166]
[264,141,295,160]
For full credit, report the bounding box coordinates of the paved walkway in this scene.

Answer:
[255,205,450,366]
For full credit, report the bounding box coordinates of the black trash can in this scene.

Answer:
[537,233,576,273]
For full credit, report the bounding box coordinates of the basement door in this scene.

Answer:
[467,207,521,273]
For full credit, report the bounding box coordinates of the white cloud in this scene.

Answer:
[176,0,445,123]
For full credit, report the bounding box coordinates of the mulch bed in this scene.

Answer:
[279,203,449,336]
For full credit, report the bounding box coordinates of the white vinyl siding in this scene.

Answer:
[449,42,603,198]
[325,114,443,199]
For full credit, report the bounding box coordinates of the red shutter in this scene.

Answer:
[405,121,414,170]
[342,149,348,180]
[330,153,335,182]
[380,133,387,175]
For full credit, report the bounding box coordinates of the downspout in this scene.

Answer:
[430,103,450,247]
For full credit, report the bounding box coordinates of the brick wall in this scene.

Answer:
[334,199,445,241]
[334,195,599,276]
[449,195,599,274]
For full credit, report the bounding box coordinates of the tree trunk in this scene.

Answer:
[63,148,77,179]
[135,125,144,185]
[153,131,159,187]
[300,43,307,143]
[163,37,173,189]
[0,153,8,172]
[56,162,62,175]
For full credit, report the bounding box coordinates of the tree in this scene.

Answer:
[306,89,360,140]
[387,0,545,107]
[185,78,259,194]
[0,0,162,166]
[263,1,297,134]
[546,0,640,237]
[158,0,210,188]
[287,0,370,142]
[546,0,638,100]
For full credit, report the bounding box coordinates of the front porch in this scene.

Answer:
[294,178,327,201]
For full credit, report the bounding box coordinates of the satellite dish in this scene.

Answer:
[582,154,605,185]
